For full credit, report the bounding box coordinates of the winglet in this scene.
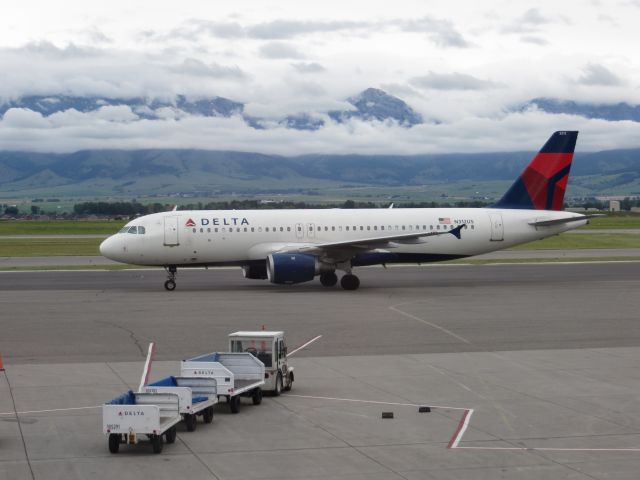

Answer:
[449,224,467,239]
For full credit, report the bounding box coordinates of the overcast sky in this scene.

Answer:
[1,0,640,154]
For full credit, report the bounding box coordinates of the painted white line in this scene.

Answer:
[448,409,474,448]
[288,335,322,357]
[284,393,469,411]
[390,304,472,344]
[0,405,101,416]
[456,446,640,453]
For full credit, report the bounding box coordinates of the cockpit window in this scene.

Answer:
[118,225,145,234]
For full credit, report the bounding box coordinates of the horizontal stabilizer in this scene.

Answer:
[528,214,604,227]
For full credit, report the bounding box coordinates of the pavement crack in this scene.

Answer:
[95,320,146,357]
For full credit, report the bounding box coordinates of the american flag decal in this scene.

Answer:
[439,217,451,224]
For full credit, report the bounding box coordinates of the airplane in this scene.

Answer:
[100,131,598,291]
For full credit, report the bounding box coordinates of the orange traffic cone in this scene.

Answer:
[0,353,4,371]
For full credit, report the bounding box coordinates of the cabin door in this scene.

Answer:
[164,216,180,246]
[488,212,504,241]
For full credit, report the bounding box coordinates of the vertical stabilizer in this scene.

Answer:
[493,131,578,211]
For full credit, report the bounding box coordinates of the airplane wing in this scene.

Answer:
[275,224,467,256]
[528,214,604,227]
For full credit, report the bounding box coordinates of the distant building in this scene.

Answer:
[609,200,621,212]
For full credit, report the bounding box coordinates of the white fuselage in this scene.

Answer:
[100,207,587,267]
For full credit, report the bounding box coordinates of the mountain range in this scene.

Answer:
[0,147,638,198]
[0,88,423,130]
[3,89,640,128]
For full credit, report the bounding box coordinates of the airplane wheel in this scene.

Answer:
[252,388,263,405]
[340,274,360,291]
[164,280,176,291]
[320,272,338,287]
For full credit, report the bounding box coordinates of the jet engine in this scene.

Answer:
[266,253,319,284]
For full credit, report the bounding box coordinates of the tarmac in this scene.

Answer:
[1,263,640,479]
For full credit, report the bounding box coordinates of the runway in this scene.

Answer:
[1,262,640,480]
[0,262,639,363]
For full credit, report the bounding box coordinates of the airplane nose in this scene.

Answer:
[99,236,118,260]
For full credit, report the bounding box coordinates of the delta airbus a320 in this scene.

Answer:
[100,131,596,291]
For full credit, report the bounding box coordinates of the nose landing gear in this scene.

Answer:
[164,266,177,291]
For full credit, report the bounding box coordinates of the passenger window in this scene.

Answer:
[346,226,349,231]
[280,227,284,232]
[287,227,291,232]
[367,226,371,230]
[207,228,211,233]
[332,226,335,231]
[244,227,248,232]
[266,227,269,232]
[200,228,203,233]
[192,228,196,233]
[381,226,385,230]
[374,226,377,230]
[258,227,263,232]
[215,228,219,233]
[251,227,255,232]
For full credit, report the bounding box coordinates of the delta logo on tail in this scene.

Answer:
[494,131,578,211]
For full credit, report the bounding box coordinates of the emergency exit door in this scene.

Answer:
[164,216,180,246]
[488,212,504,241]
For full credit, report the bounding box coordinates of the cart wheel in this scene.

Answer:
[274,373,283,396]
[165,426,177,444]
[203,406,214,424]
[283,373,293,392]
[108,433,120,454]
[229,395,240,414]
[185,413,197,432]
[252,388,263,405]
[151,434,163,454]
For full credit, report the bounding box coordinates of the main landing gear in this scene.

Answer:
[164,266,177,291]
[319,271,360,290]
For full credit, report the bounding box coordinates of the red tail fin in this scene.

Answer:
[494,131,578,211]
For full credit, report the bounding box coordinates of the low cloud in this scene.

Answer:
[1,106,637,155]
[291,62,326,74]
[392,17,471,48]
[410,72,498,91]
[259,42,306,59]
[577,64,623,86]
[168,58,247,79]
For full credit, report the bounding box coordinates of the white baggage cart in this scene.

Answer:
[182,352,265,413]
[144,376,218,431]
[103,390,182,454]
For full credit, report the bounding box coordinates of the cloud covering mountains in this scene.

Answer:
[1,0,640,154]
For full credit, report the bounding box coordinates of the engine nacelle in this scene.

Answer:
[267,253,318,284]
[242,263,268,280]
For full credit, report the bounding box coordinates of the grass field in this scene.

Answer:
[0,238,101,256]
[510,233,640,250]
[580,214,640,229]
[0,220,125,235]
[0,233,638,257]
